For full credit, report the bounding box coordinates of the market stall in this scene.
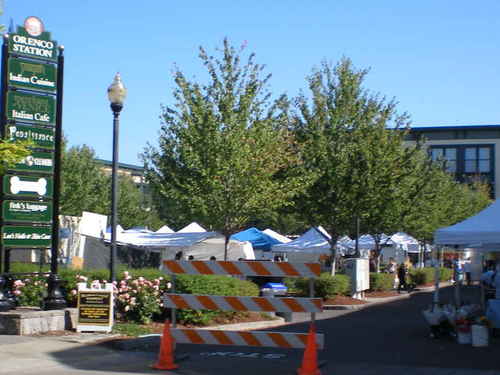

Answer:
[430,200,500,344]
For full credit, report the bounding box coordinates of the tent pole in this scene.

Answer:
[432,246,440,311]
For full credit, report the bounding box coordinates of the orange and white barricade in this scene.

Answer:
[162,260,325,368]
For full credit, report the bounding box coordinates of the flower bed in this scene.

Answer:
[11,268,260,326]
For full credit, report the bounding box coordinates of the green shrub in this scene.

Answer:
[408,267,452,286]
[174,275,259,326]
[286,273,351,299]
[10,262,49,273]
[408,268,434,285]
[439,267,453,281]
[369,273,395,291]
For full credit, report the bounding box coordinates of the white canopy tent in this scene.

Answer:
[433,200,500,309]
[104,229,254,260]
[178,222,207,233]
[271,226,331,262]
[156,225,175,233]
[434,200,500,250]
[263,228,291,244]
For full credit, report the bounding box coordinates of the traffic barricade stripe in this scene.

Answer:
[170,329,324,350]
[191,261,215,275]
[276,262,300,277]
[281,298,305,313]
[163,294,323,313]
[211,330,234,346]
[240,331,262,347]
[164,260,185,274]
[183,329,204,344]
[224,296,247,311]
[268,332,292,348]
[169,294,190,309]
[251,296,279,312]
[247,261,273,276]
[162,260,320,277]
[197,295,219,311]
[219,261,243,275]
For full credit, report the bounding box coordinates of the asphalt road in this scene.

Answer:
[1,286,499,375]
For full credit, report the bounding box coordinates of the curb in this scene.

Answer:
[326,283,452,310]
[323,304,368,311]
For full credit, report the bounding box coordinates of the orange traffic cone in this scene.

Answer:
[152,320,179,371]
[297,323,321,375]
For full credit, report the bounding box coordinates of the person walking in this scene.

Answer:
[397,262,408,293]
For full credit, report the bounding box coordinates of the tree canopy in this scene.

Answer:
[60,143,161,229]
[143,39,308,256]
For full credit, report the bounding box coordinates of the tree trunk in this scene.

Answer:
[330,243,337,276]
[374,240,381,273]
[224,234,229,261]
[376,254,382,273]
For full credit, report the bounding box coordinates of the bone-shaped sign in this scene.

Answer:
[10,176,47,195]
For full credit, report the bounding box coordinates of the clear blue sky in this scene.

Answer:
[4,1,500,165]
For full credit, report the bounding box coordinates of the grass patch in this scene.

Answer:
[112,322,156,337]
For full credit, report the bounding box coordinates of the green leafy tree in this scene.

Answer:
[292,58,419,273]
[143,39,308,258]
[0,140,31,174]
[61,143,161,229]
[60,144,109,216]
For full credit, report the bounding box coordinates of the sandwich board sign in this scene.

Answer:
[76,283,114,333]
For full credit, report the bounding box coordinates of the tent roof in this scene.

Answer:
[271,226,331,254]
[434,200,500,247]
[156,225,175,233]
[178,222,206,233]
[105,231,219,248]
[390,232,422,253]
[230,227,283,250]
[263,229,291,244]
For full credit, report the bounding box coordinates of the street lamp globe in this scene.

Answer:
[107,72,127,109]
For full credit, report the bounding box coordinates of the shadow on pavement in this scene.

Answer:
[47,286,500,374]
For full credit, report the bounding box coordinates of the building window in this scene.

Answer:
[429,144,495,196]
[431,147,457,173]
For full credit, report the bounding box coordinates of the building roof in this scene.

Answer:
[410,124,500,132]
[95,158,144,172]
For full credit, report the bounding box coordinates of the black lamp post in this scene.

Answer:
[107,73,127,282]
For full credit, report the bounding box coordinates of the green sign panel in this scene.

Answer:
[2,200,52,223]
[8,26,57,62]
[5,123,55,149]
[12,151,54,173]
[6,91,56,126]
[8,58,56,93]
[1,225,51,248]
[2,174,53,198]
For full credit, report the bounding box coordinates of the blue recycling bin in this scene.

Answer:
[261,282,287,296]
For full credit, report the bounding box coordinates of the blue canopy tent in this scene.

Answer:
[231,227,284,251]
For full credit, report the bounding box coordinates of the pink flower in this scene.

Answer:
[13,290,21,296]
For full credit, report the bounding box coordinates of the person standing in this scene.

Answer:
[463,259,472,286]
[397,262,408,293]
